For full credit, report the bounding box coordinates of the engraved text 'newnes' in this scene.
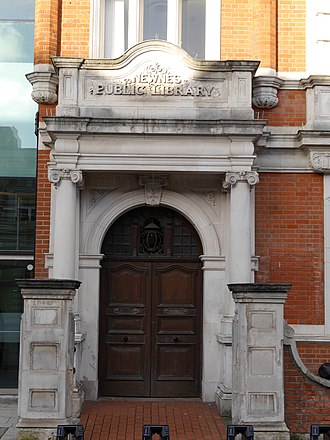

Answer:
[88,63,220,98]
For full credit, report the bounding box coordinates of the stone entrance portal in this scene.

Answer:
[37,41,265,411]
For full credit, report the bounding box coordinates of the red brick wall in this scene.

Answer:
[35,149,51,278]
[35,0,90,64]
[34,0,60,63]
[284,346,330,433]
[254,90,306,126]
[296,342,330,376]
[60,0,90,57]
[255,173,324,325]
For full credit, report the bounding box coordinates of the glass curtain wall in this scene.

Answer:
[0,0,36,389]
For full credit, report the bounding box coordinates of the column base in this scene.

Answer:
[16,418,72,440]
[253,422,290,440]
[72,383,85,422]
[83,380,98,401]
[215,386,232,417]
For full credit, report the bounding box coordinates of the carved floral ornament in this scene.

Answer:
[252,76,284,109]
[26,70,59,104]
[222,171,259,190]
[309,152,330,172]
[48,168,84,189]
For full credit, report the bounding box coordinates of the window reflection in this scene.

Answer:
[0,178,36,252]
[0,63,37,153]
[104,0,129,57]
[0,22,35,63]
[0,0,36,390]
[143,0,167,41]
[182,0,206,59]
[104,0,207,59]
[1,0,35,20]
[0,262,32,388]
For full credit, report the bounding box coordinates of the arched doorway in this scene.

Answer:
[99,206,203,397]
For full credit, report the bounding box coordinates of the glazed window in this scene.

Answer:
[182,0,206,58]
[101,0,220,59]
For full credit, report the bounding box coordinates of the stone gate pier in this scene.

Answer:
[228,283,291,440]
[16,279,80,440]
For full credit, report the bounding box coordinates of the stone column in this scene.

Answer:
[49,168,84,279]
[223,171,259,284]
[228,283,291,440]
[16,279,81,440]
[200,256,225,402]
[217,172,258,416]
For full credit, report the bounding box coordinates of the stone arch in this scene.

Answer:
[83,188,221,257]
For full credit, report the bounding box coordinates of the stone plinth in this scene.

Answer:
[16,279,81,440]
[228,283,291,440]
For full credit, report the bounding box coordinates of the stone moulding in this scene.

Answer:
[284,323,330,388]
[17,278,81,291]
[26,65,59,104]
[252,76,284,109]
[51,41,261,121]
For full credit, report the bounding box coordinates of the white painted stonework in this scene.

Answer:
[16,280,80,440]
[23,39,330,427]
[229,284,291,440]
[40,42,265,410]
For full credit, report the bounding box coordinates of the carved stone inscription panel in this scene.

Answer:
[52,42,258,120]
[87,63,223,99]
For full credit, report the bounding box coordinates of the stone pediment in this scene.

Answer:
[52,41,259,121]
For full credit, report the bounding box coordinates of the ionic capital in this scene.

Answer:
[48,168,84,189]
[222,171,259,190]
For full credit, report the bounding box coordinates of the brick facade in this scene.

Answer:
[254,90,306,126]
[34,149,51,278]
[221,0,306,72]
[255,173,324,325]
[34,0,60,63]
[60,0,90,57]
[284,346,330,434]
[277,0,306,72]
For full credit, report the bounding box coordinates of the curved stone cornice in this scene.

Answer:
[73,40,260,74]
[222,171,259,190]
[252,76,284,109]
[26,65,59,104]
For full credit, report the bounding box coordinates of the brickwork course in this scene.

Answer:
[31,0,330,435]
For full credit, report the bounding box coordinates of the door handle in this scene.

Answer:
[123,336,129,342]
[172,336,179,343]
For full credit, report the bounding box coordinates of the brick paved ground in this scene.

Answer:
[80,400,228,440]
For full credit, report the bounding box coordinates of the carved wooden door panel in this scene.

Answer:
[99,206,203,397]
[151,262,202,397]
[99,261,202,397]
[99,262,151,397]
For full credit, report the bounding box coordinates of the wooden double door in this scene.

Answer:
[99,260,202,397]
